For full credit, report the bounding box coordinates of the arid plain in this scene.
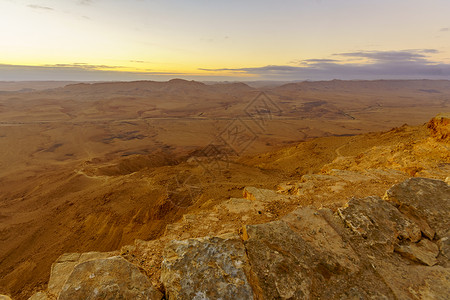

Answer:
[0,79,449,298]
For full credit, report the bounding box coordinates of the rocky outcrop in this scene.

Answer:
[161,178,449,299]
[384,177,450,239]
[29,252,161,300]
[58,256,162,300]
[28,178,449,300]
[338,196,421,251]
[161,234,253,300]
[281,207,360,273]
[242,218,394,299]
[47,252,116,297]
[395,239,439,266]
[427,114,450,141]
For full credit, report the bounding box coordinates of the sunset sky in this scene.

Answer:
[1,0,449,81]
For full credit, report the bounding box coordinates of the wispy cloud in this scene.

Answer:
[440,27,449,32]
[336,49,438,62]
[303,59,339,63]
[43,63,122,70]
[199,49,450,80]
[289,59,339,65]
[2,49,450,81]
[78,0,93,5]
[0,63,192,81]
[27,4,53,11]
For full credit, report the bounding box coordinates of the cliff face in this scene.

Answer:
[3,115,450,300]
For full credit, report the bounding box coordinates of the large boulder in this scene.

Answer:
[281,207,360,273]
[243,220,314,299]
[242,217,394,299]
[48,252,114,297]
[161,234,253,300]
[58,256,162,300]
[383,177,450,239]
[338,196,422,251]
[395,239,439,266]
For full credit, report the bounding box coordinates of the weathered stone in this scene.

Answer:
[27,291,48,300]
[374,258,450,299]
[217,198,264,214]
[328,169,378,183]
[427,114,450,141]
[48,253,82,297]
[395,239,440,266]
[338,196,421,251]
[48,252,114,297]
[243,187,292,203]
[438,236,450,260]
[409,269,450,300]
[242,220,394,299]
[384,177,450,239]
[161,233,253,300]
[242,221,314,299]
[281,207,360,273]
[59,256,162,300]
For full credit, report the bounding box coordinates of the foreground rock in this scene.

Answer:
[338,196,421,251]
[161,178,449,299]
[59,256,162,300]
[48,252,115,297]
[161,234,253,300]
[280,207,360,273]
[30,253,162,300]
[384,177,450,239]
[395,239,439,266]
[29,177,449,299]
[27,292,47,300]
[242,216,394,299]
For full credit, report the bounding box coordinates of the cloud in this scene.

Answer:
[0,63,257,81]
[27,4,53,10]
[0,63,215,81]
[78,0,93,5]
[129,60,151,64]
[289,59,339,65]
[440,27,449,32]
[199,49,450,80]
[2,50,450,81]
[335,49,438,62]
[303,59,339,63]
[199,65,301,73]
[44,63,122,70]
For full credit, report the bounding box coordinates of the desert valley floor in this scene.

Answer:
[0,79,449,299]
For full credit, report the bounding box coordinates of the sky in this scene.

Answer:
[0,0,449,81]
